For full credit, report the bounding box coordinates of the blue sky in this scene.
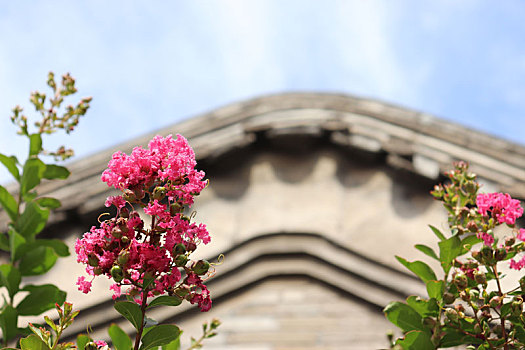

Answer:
[1,1,525,183]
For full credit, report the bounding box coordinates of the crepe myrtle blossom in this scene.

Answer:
[76,134,213,311]
[476,192,524,226]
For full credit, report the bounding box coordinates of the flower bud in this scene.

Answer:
[117,250,130,266]
[111,265,124,283]
[480,246,494,264]
[472,250,482,262]
[495,248,507,261]
[210,318,221,329]
[173,243,186,256]
[93,267,103,275]
[454,274,468,290]
[120,207,130,218]
[170,202,183,215]
[506,236,516,246]
[445,308,459,323]
[121,236,129,244]
[443,292,456,304]
[175,255,188,267]
[123,189,136,202]
[175,286,190,297]
[474,271,487,286]
[465,181,477,194]
[192,260,210,275]
[466,221,478,233]
[88,254,99,267]
[152,186,167,200]
[185,242,197,252]
[460,291,470,302]
[111,226,122,238]
[85,342,98,350]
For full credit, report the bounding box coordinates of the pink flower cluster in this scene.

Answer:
[101,134,207,205]
[76,134,213,311]
[510,229,525,270]
[476,192,524,225]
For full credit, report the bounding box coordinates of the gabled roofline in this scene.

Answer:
[34,92,525,217]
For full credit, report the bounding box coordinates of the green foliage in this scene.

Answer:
[140,324,181,350]
[385,162,525,349]
[108,324,132,350]
[114,301,143,331]
[146,295,183,309]
[0,72,89,346]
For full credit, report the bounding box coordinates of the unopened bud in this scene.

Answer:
[170,202,183,215]
[121,236,129,244]
[495,248,507,261]
[472,250,482,262]
[85,342,98,350]
[443,292,456,304]
[445,308,459,323]
[123,189,136,202]
[460,291,470,302]
[466,221,478,232]
[173,243,186,256]
[465,181,477,194]
[111,226,122,238]
[88,254,99,267]
[120,207,130,218]
[506,236,516,246]
[111,265,124,283]
[152,186,167,200]
[175,255,188,267]
[454,274,468,290]
[117,250,130,266]
[192,260,210,275]
[474,271,487,286]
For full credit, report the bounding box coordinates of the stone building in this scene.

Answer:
[12,93,525,349]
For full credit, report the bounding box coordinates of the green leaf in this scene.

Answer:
[140,325,181,350]
[406,295,439,317]
[426,280,444,301]
[42,164,70,180]
[114,301,143,331]
[162,336,181,350]
[20,334,49,350]
[76,334,92,350]
[147,295,183,309]
[415,244,439,261]
[10,227,26,262]
[19,246,58,276]
[0,154,20,181]
[438,235,462,273]
[395,256,437,283]
[29,134,43,157]
[108,323,132,350]
[383,301,423,332]
[15,201,50,239]
[16,284,66,316]
[0,305,18,343]
[460,235,482,255]
[0,264,21,299]
[395,330,434,350]
[21,158,46,195]
[429,225,446,241]
[0,185,18,222]
[0,233,9,251]
[15,239,69,260]
[35,197,61,209]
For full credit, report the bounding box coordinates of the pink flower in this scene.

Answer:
[477,232,494,246]
[76,276,92,294]
[109,284,121,300]
[476,192,523,225]
[105,196,126,210]
[518,229,525,242]
[510,256,525,270]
